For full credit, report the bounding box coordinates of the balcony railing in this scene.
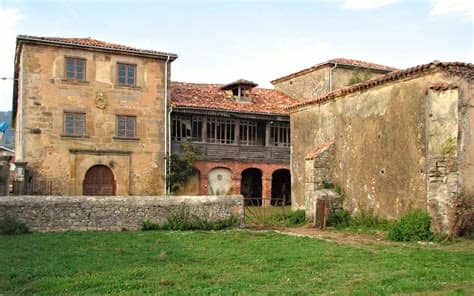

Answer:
[172,141,290,163]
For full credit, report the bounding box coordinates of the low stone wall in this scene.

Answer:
[0,195,244,232]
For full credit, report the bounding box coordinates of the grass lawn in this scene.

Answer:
[0,230,473,295]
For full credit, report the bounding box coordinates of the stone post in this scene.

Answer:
[14,161,27,195]
[0,155,12,195]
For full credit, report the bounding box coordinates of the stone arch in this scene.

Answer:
[241,168,263,206]
[208,167,233,195]
[271,168,291,206]
[83,164,116,195]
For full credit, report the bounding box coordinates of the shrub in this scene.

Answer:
[0,216,30,235]
[142,207,238,231]
[349,208,387,228]
[327,209,351,227]
[388,210,434,241]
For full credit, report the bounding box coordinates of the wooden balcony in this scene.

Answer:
[171,141,290,163]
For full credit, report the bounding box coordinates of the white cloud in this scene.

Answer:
[339,0,399,11]
[0,7,23,111]
[430,0,473,20]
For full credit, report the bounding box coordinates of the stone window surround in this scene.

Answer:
[115,114,138,140]
[63,111,86,137]
[64,56,87,81]
[117,62,137,87]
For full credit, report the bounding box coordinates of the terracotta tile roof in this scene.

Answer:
[305,141,334,160]
[288,61,474,112]
[428,82,459,91]
[271,58,398,84]
[171,81,298,115]
[17,35,177,60]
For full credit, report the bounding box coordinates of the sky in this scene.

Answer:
[0,0,472,111]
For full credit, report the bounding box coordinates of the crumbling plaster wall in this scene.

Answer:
[291,71,457,219]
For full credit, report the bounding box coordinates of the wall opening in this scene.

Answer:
[241,168,262,206]
[83,165,116,195]
[271,169,291,206]
[208,167,232,195]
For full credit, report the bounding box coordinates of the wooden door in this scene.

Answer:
[83,165,116,195]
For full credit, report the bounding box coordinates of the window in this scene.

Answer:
[207,118,235,144]
[240,121,257,145]
[64,112,86,136]
[65,57,86,80]
[270,122,290,147]
[172,115,203,142]
[117,63,137,86]
[116,115,137,138]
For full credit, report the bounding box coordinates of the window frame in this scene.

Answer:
[171,115,203,142]
[64,56,87,81]
[117,63,137,86]
[207,117,235,145]
[116,115,137,138]
[270,122,291,147]
[63,111,86,136]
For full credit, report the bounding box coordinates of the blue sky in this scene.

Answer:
[0,0,472,111]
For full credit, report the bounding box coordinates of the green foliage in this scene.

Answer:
[271,209,306,226]
[348,68,373,86]
[388,210,434,241]
[142,206,237,231]
[167,141,198,193]
[442,136,457,156]
[0,216,30,235]
[327,209,351,227]
[350,208,388,228]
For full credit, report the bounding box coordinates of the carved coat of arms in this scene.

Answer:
[95,92,106,109]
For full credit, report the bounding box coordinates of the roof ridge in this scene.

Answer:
[287,61,474,112]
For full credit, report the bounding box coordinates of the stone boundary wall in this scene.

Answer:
[0,195,244,232]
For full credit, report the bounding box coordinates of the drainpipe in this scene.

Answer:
[329,62,338,92]
[164,55,170,196]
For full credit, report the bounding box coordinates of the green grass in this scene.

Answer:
[1,230,473,295]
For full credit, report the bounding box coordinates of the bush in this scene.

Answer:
[327,209,351,227]
[349,208,387,228]
[0,216,30,235]
[142,207,238,231]
[388,210,434,241]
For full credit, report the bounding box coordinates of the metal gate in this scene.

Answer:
[243,197,289,227]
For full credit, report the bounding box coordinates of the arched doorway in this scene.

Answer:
[271,169,291,206]
[241,168,262,206]
[83,165,116,195]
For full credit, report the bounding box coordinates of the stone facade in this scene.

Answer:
[272,65,391,100]
[289,63,473,233]
[0,195,243,232]
[12,36,177,195]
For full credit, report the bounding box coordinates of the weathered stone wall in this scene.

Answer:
[273,66,387,100]
[290,70,472,223]
[15,43,168,195]
[0,195,244,232]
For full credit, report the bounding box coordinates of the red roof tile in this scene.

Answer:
[288,61,474,112]
[171,81,298,115]
[305,141,334,160]
[271,58,397,84]
[17,35,177,60]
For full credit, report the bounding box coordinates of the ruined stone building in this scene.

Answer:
[12,35,177,195]
[271,58,396,100]
[285,61,473,233]
[170,80,297,205]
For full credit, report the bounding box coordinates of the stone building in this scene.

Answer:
[271,58,396,100]
[12,35,177,195]
[170,80,297,205]
[287,61,473,233]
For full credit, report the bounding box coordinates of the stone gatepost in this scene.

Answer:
[14,161,27,195]
[0,155,12,195]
